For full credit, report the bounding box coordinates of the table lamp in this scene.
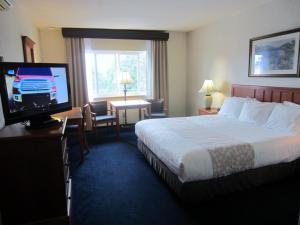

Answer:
[198,80,214,109]
[120,71,133,102]
[120,71,133,125]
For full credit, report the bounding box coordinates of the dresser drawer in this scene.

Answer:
[65,177,71,197]
[66,178,72,217]
[0,119,70,225]
[62,137,68,163]
[63,145,70,180]
[64,163,70,181]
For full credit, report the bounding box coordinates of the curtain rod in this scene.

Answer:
[62,28,169,41]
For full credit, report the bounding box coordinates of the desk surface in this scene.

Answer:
[52,107,88,161]
[0,119,67,139]
[110,100,150,108]
[53,107,82,120]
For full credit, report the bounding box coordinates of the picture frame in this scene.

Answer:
[248,28,300,77]
[21,36,35,63]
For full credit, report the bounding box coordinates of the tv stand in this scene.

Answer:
[0,119,70,225]
[26,115,62,129]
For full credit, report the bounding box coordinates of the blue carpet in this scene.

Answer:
[68,129,300,225]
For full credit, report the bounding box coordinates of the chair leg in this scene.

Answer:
[114,121,119,137]
[95,125,98,138]
[84,133,89,152]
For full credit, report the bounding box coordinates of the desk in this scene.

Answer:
[110,100,151,138]
[53,107,88,162]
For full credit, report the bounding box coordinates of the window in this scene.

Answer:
[85,50,149,99]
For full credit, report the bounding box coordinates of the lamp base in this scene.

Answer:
[124,84,127,124]
[204,95,213,109]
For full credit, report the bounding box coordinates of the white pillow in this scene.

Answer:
[218,97,248,119]
[265,103,300,134]
[283,101,300,108]
[239,100,276,125]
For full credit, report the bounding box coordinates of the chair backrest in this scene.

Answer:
[89,101,108,116]
[82,104,88,119]
[146,99,164,113]
[82,104,93,131]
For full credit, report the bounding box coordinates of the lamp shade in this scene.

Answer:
[120,71,133,85]
[198,80,214,95]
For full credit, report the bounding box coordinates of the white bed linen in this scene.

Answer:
[135,115,300,182]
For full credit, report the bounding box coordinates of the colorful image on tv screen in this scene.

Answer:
[4,67,69,113]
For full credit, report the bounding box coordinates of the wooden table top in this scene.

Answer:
[110,100,150,108]
[52,107,83,120]
[0,119,67,140]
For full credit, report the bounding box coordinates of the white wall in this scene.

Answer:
[0,4,40,129]
[39,28,66,63]
[0,4,40,62]
[39,30,188,119]
[187,0,300,115]
[168,32,187,117]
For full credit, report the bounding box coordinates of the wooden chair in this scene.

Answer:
[89,101,118,134]
[64,106,89,162]
[144,99,168,119]
[81,104,90,150]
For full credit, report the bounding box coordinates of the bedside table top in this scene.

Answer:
[198,108,219,115]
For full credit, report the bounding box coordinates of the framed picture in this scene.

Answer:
[21,36,35,63]
[248,28,300,77]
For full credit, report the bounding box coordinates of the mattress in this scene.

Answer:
[135,115,300,183]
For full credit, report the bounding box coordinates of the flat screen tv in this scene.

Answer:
[0,62,72,128]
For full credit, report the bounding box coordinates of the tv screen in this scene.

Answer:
[0,62,72,126]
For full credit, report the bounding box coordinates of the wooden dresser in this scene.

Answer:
[0,120,71,225]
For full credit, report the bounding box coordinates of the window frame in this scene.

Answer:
[85,50,148,99]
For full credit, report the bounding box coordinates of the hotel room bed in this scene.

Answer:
[135,85,300,202]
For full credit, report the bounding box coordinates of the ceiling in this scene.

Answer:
[18,0,271,31]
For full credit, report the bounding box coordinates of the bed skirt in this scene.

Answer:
[137,139,300,202]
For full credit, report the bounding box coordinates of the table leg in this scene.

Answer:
[83,134,89,150]
[82,125,89,150]
[139,108,142,121]
[148,105,152,119]
[78,119,85,163]
[115,108,120,139]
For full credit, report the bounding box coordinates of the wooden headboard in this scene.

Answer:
[231,84,300,104]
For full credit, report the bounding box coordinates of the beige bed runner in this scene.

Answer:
[208,143,254,178]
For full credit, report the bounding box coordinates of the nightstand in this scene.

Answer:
[198,108,219,115]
